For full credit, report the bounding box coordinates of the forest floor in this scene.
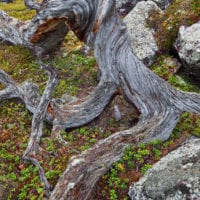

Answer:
[0,1,200,200]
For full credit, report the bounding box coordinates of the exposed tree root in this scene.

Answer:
[0,0,200,199]
[22,65,58,197]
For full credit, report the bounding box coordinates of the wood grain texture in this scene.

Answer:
[0,0,200,199]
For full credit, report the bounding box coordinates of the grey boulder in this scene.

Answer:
[175,22,200,81]
[129,138,200,200]
[124,1,162,66]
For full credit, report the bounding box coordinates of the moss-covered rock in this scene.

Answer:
[129,138,200,200]
[147,0,200,52]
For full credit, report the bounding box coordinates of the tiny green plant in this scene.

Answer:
[153,148,162,160]
[110,189,118,200]
[141,164,153,175]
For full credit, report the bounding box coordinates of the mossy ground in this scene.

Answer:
[0,1,200,200]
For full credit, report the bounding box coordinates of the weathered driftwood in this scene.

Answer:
[0,0,200,199]
[22,64,59,197]
[0,8,68,56]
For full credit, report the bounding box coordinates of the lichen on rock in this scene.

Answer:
[175,22,200,81]
[129,138,200,200]
[124,1,162,66]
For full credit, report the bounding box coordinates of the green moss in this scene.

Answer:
[0,44,48,93]
[51,50,97,97]
[192,118,200,137]
[151,55,179,80]
[0,24,98,200]
[101,143,152,199]
[141,164,152,175]
[151,55,200,93]
[0,44,97,96]
[0,0,35,20]
[168,75,200,92]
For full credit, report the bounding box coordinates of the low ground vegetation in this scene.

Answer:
[0,0,199,199]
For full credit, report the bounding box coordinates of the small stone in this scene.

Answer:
[163,57,181,74]
[114,105,122,122]
[61,93,78,104]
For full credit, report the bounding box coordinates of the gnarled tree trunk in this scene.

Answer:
[0,0,200,199]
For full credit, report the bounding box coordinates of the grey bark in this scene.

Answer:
[0,0,200,199]
[0,9,68,56]
[22,64,58,197]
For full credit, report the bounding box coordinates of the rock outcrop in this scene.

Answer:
[124,1,162,66]
[129,138,200,200]
[116,0,171,16]
[175,22,200,81]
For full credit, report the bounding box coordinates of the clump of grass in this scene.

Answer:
[191,118,200,137]
[0,0,35,20]
[147,0,200,52]
[151,55,200,93]
[51,50,97,97]
[151,55,180,80]
[0,44,48,92]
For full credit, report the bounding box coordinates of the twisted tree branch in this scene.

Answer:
[22,64,58,197]
[0,0,200,199]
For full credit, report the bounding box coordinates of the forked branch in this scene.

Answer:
[22,64,58,197]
